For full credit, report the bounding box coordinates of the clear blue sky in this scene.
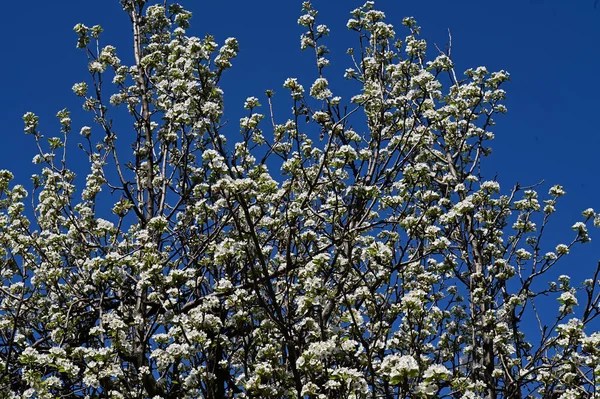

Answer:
[0,1,598,286]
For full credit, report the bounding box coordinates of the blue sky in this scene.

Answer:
[0,1,598,287]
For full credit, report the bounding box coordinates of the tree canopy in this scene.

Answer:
[0,1,599,398]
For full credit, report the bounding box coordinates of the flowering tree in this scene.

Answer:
[0,1,599,398]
